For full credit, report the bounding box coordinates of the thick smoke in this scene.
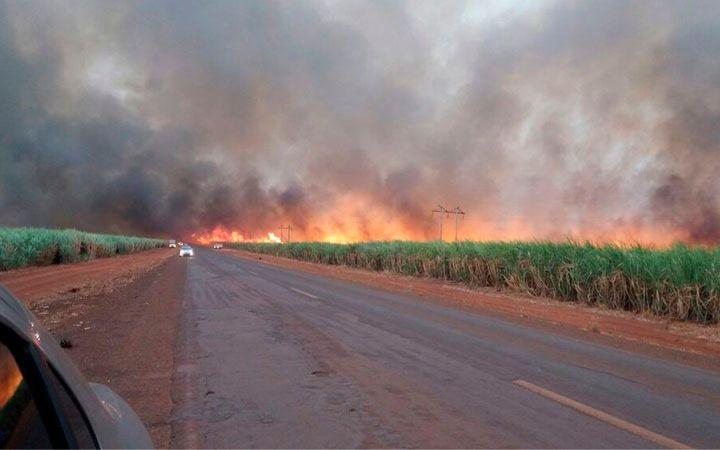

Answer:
[1,0,719,244]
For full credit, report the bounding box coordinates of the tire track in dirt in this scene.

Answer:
[31,255,187,448]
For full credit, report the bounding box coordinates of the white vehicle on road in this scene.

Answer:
[168,239,177,248]
[179,244,194,257]
[213,243,223,249]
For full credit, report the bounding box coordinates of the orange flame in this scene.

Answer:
[188,195,697,248]
[0,357,23,408]
[193,225,283,245]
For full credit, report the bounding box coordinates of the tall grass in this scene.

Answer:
[232,241,720,324]
[0,227,165,271]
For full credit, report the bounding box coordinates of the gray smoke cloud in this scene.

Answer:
[1,0,719,243]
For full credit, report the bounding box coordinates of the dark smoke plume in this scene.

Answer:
[1,0,719,244]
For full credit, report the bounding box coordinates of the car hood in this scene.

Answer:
[89,383,153,448]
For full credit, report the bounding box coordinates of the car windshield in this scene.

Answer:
[181,245,191,249]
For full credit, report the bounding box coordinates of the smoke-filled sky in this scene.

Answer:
[1,0,719,244]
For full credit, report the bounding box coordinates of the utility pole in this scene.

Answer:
[451,206,465,242]
[432,205,449,241]
[432,205,465,241]
[279,225,292,243]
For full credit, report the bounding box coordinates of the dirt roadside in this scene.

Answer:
[0,248,175,307]
[0,248,183,448]
[225,249,720,364]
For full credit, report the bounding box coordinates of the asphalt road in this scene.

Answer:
[169,248,720,448]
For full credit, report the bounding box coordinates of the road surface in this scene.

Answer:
[168,248,720,448]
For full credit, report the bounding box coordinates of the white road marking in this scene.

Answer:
[513,379,690,449]
[290,287,319,299]
[249,271,258,275]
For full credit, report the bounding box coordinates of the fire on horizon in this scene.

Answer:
[1,1,719,246]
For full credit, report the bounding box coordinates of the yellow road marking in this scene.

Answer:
[290,287,319,299]
[513,379,691,449]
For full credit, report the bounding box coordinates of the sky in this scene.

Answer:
[1,0,719,244]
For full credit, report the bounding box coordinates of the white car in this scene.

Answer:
[213,243,223,249]
[168,240,177,248]
[179,245,194,257]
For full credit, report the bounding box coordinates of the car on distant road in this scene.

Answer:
[179,245,194,257]
[0,284,154,449]
[177,241,184,246]
[168,240,177,248]
[212,243,223,249]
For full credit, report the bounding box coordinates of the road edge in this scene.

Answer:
[223,249,720,371]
